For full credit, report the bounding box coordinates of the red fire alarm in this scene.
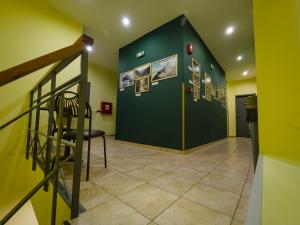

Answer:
[187,87,193,93]
[187,43,193,55]
[98,101,113,114]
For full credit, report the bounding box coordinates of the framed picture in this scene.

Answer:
[205,73,212,101]
[134,63,151,80]
[193,73,200,87]
[211,84,217,98]
[192,58,201,74]
[217,85,226,105]
[151,54,178,82]
[119,70,134,88]
[135,77,149,93]
[194,86,200,99]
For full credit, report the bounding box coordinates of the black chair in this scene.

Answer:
[55,91,107,181]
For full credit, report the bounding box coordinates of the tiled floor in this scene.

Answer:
[65,137,254,225]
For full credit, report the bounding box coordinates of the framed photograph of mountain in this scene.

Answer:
[192,58,201,74]
[151,54,178,82]
[193,73,200,87]
[135,77,150,93]
[119,70,134,88]
[134,63,151,80]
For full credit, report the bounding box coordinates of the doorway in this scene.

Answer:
[235,94,255,137]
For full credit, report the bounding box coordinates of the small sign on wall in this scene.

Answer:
[99,101,113,114]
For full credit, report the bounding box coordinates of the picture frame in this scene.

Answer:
[135,76,150,94]
[119,70,134,89]
[217,85,226,105]
[193,86,200,100]
[192,58,201,74]
[151,54,178,82]
[193,73,200,88]
[205,73,212,101]
[211,84,217,98]
[134,63,151,80]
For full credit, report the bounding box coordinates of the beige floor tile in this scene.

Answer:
[154,198,231,225]
[79,181,114,210]
[211,167,248,182]
[150,174,196,195]
[217,163,249,174]
[184,183,240,216]
[200,174,244,194]
[95,173,145,196]
[242,182,253,197]
[71,199,150,225]
[170,166,208,182]
[231,218,245,225]
[234,197,250,221]
[126,167,166,181]
[89,167,121,182]
[119,184,179,219]
[70,137,253,224]
[185,160,217,173]
[109,159,144,172]
[148,163,179,173]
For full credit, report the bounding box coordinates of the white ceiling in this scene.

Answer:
[50,0,255,81]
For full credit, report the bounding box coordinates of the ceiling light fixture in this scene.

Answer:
[242,70,249,76]
[86,45,93,52]
[225,26,235,35]
[237,55,243,61]
[122,17,131,27]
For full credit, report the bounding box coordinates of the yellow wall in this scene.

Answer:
[252,0,300,224]
[88,64,117,135]
[7,201,39,225]
[262,157,300,225]
[0,1,82,224]
[253,0,300,161]
[226,78,257,136]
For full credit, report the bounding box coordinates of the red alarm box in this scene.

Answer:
[187,43,193,55]
[100,102,112,114]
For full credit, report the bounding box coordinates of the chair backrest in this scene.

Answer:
[55,91,92,119]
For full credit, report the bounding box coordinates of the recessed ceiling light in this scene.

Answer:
[237,55,243,61]
[122,17,131,27]
[242,70,249,76]
[225,26,235,35]
[86,45,93,52]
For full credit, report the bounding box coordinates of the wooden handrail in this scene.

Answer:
[0,34,93,87]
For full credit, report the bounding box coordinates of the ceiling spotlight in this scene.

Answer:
[225,26,235,35]
[237,55,243,61]
[86,45,93,52]
[122,17,131,27]
[242,71,249,76]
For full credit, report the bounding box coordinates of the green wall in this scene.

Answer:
[116,15,227,150]
[183,20,227,149]
[116,16,184,150]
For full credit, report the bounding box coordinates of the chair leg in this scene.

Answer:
[103,136,107,168]
[86,139,91,181]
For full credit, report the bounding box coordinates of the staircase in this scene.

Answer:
[0,34,93,225]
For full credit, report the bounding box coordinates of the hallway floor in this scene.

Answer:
[66,137,254,225]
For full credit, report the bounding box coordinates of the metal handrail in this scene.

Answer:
[0,35,93,87]
[0,76,80,130]
[0,35,91,224]
[30,130,76,148]
[0,170,56,225]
